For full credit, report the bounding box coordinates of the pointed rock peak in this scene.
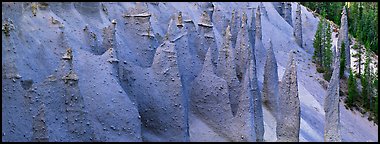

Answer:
[256,5,261,19]
[198,11,213,27]
[224,25,232,40]
[255,5,262,40]
[230,9,236,26]
[202,47,214,74]
[177,11,183,27]
[288,50,297,66]
[241,12,248,27]
[296,3,301,11]
[342,6,347,15]
[250,7,256,27]
[106,48,119,63]
[62,48,73,60]
[231,9,236,19]
[268,39,273,50]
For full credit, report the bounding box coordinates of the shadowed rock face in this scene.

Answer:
[254,6,267,79]
[248,8,256,59]
[191,47,235,140]
[284,2,292,27]
[262,39,279,116]
[255,7,262,41]
[272,2,283,17]
[324,51,341,142]
[249,57,264,142]
[235,12,252,82]
[259,2,268,18]
[277,51,300,142]
[294,3,303,48]
[200,2,214,23]
[230,9,240,49]
[212,3,229,36]
[236,59,258,142]
[191,46,259,142]
[216,25,240,116]
[120,40,188,141]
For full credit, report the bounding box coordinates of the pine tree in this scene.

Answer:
[322,22,333,80]
[339,42,346,78]
[352,43,362,78]
[361,51,371,110]
[347,69,358,107]
[313,19,324,67]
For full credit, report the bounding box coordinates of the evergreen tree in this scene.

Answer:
[352,43,362,78]
[361,51,371,110]
[339,42,346,78]
[302,2,378,54]
[313,19,324,67]
[347,69,358,107]
[323,22,333,80]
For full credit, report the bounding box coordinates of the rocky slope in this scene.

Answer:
[2,2,378,142]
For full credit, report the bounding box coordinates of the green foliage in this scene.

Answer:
[323,70,332,81]
[352,43,362,76]
[339,42,346,78]
[347,69,358,107]
[302,2,378,54]
[361,52,371,110]
[316,67,325,73]
[323,23,333,80]
[301,2,344,26]
[313,19,324,66]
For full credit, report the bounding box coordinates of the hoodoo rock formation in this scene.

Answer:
[337,6,349,76]
[294,3,303,48]
[216,25,240,116]
[277,51,300,142]
[235,12,252,82]
[324,48,342,142]
[2,2,377,142]
[253,5,267,79]
[262,39,279,115]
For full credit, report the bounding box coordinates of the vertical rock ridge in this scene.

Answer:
[294,3,303,48]
[262,39,279,116]
[324,51,341,142]
[337,6,349,76]
[235,12,252,82]
[284,2,292,27]
[217,25,240,116]
[277,50,300,142]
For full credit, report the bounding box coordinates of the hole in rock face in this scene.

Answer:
[21,79,33,90]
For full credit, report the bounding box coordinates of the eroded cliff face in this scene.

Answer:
[2,2,378,142]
